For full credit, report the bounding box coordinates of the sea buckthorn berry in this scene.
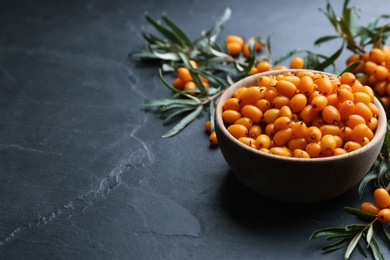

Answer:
[273,65,288,71]
[299,105,318,124]
[279,105,293,119]
[373,65,389,81]
[354,102,373,122]
[241,104,263,123]
[173,77,185,90]
[374,81,387,96]
[374,188,390,209]
[274,116,291,130]
[378,208,390,223]
[293,148,310,158]
[367,117,378,131]
[269,146,292,157]
[308,90,321,104]
[369,47,386,64]
[311,95,328,111]
[339,100,355,120]
[288,137,308,151]
[289,93,307,113]
[344,141,362,152]
[226,35,244,46]
[282,75,300,87]
[265,123,277,138]
[238,137,257,149]
[291,121,307,138]
[204,120,212,133]
[346,114,366,129]
[316,77,333,96]
[256,61,272,73]
[238,86,264,106]
[243,43,252,59]
[305,142,322,158]
[176,67,192,82]
[333,148,347,156]
[227,124,248,139]
[227,42,242,56]
[233,87,247,98]
[337,88,354,103]
[234,117,253,129]
[322,105,341,125]
[339,126,353,142]
[209,131,218,145]
[256,134,271,149]
[305,126,322,143]
[275,80,297,98]
[360,202,381,215]
[289,57,305,69]
[184,81,197,95]
[263,108,280,124]
[320,124,340,136]
[326,93,340,107]
[340,72,356,86]
[351,124,374,143]
[248,125,262,139]
[321,134,337,152]
[255,99,270,112]
[223,97,241,111]
[272,95,290,109]
[333,135,344,148]
[258,76,271,87]
[264,88,278,103]
[273,128,293,147]
[311,117,325,128]
[364,61,378,75]
[247,66,258,75]
[298,75,315,96]
[361,86,375,101]
[222,110,242,124]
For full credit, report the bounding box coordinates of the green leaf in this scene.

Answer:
[162,14,193,48]
[142,98,200,107]
[314,35,341,46]
[359,171,379,197]
[368,236,385,260]
[380,224,390,247]
[162,105,203,138]
[202,7,231,40]
[314,43,344,71]
[310,227,349,239]
[344,231,362,260]
[344,207,377,221]
[322,238,350,252]
[163,106,196,125]
[145,13,185,47]
[209,100,216,133]
[341,61,361,74]
[366,223,374,247]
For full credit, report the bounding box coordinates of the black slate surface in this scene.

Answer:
[1,0,390,259]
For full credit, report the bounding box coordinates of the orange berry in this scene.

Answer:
[292,148,310,158]
[360,202,380,215]
[222,110,242,124]
[322,105,341,125]
[204,120,212,133]
[369,47,386,64]
[269,146,292,157]
[238,86,264,106]
[173,77,185,90]
[227,42,242,56]
[275,80,297,99]
[176,67,192,82]
[374,188,390,209]
[256,61,272,72]
[241,105,263,124]
[184,81,197,95]
[305,126,322,143]
[227,124,248,139]
[234,117,253,130]
[209,131,218,145]
[226,35,244,46]
[378,208,390,223]
[289,93,307,113]
[238,137,257,149]
[223,97,241,111]
[248,125,262,139]
[256,134,271,149]
[289,57,305,69]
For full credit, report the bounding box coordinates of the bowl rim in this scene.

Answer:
[215,69,388,163]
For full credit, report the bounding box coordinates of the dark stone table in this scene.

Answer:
[1,0,390,259]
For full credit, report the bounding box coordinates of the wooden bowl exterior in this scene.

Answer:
[215,70,387,202]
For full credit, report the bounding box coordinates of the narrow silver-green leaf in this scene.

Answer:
[322,238,349,252]
[162,105,203,138]
[368,236,385,260]
[163,106,195,125]
[142,98,200,107]
[162,14,193,47]
[344,231,362,259]
[145,13,185,46]
[366,223,374,248]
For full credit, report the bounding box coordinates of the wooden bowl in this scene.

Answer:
[215,69,387,202]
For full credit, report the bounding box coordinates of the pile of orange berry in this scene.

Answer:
[172,60,209,95]
[346,45,390,107]
[218,70,380,158]
[360,187,390,222]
